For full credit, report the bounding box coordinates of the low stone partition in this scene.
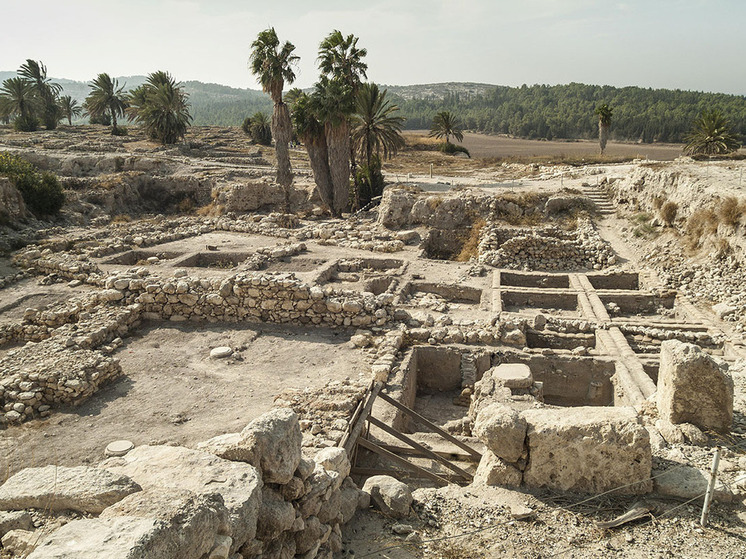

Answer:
[0,409,368,559]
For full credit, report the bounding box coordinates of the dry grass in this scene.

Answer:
[685,208,718,249]
[717,196,744,228]
[455,218,486,261]
[660,201,678,226]
[111,214,131,223]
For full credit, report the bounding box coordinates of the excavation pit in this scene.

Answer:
[263,257,327,272]
[422,229,468,261]
[500,290,578,316]
[599,291,676,316]
[499,271,570,289]
[174,251,252,269]
[587,272,639,290]
[407,283,483,305]
[104,250,185,266]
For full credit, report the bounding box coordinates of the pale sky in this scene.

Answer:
[2,0,744,95]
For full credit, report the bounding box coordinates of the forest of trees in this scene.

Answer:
[392,83,746,143]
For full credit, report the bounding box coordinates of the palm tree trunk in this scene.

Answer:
[599,122,609,155]
[272,101,294,211]
[326,120,350,216]
[303,132,334,213]
[111,109,118,135]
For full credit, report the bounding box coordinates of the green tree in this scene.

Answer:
[59,95,81,125]
[84,73,128,134]
[429,111,464,144]
[0,77,38,131]
[242,111,272,146]
[311,76,355,216]
[18,59,62,129]
[318,30,368,209]
[250,28,299,209]
[683,110,741,156]
[594,103,613,154]
[127,71,192,144]
[289,92,333,210]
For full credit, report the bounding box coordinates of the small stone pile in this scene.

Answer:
[478,219,616,270]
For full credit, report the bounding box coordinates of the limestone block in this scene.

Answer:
[522,407,652,494]
[473,403,527,463]
[657,341,733,432]
[103,445,261,551]
[314,448,351,488]
[491,363,533,389]
[2,529,37,557]
[473,450,523,487]
[361,475,412,519]
[0,465,140,514]
[0,510,33,538]
[655,464,733,502]
[256,488,295,542]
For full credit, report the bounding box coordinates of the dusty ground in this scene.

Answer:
[2,125,746,558]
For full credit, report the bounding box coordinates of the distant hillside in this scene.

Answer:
[3,72,746,143]
[0,72,272,126]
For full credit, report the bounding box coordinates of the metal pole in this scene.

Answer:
[700,448,721,527]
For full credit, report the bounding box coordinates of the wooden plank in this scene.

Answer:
[377,391,482,460]
[342,381,382,455]
[350,467,468,483]
[377,443,480,463]
[368,416,473,481]
[356,437,450,486]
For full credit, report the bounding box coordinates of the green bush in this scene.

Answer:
[440,141,470,158]
[112,126,128,136]
[0,152,64,216]
[13,114,38,132]
[355,155,385,208]
[89,113,111,126]
[242,112,272,146]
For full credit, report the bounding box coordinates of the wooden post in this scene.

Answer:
[430,163,433,178]
[700,448,721,527]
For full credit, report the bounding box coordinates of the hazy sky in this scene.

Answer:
[2,0,743,95]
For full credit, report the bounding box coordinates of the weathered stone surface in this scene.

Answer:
[2,529,37,556]
[103,445,261,550]
[0,465,140,514]
[200,408,301,485]
[473,451,523,487]
[361,476,412,519]
[473,403,527,463]
[0,510,34,537]
[657,341,733,432]
[655,465,733,502]
[491,363,533,389]
[256,488,295,542]
[26,517,160,559]
[314,447,351,488]
[522,407,652,494]
[101,488,230,558]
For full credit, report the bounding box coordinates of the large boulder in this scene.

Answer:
[255,488,295,542]
[0,466,140,514]
[654,464,734,503]
[656,341,733,432]
[522,407,652,494]
[103,445,261,551]
[100,488,230,558]
[198,408,302,485]
[361,476,412,519]
[473,403,527,463]
[472,451,523,488]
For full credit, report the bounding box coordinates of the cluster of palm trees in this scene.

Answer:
[0,60,81,131]
[0,60,191,144]
[83,71,192,143]
[250,28,406,216]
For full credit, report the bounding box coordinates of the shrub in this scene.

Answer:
[112,126,128,136]
[717,196,743,227]
[440,141,470,158]
[660,201,678,226]
[242,112,272,146]
[89,113,111,126]
[685,208,718,248]
[13,114,38,132]
[0,152,64,216]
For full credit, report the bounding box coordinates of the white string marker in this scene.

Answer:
[700,448,721,527]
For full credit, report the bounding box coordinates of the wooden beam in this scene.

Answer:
[350,466,468,483]
[356,437,451,486]
[377,391,482,460]
[377,443,480,463]
[342,381,382,455]
[368,416,473,481]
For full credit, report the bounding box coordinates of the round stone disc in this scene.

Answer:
[210,346,233,359]
[105,440,134,457]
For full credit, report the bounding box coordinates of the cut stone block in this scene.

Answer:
[491,363,533,389]
[473,403,527,463]
[657,341,733,432]
[522,406,652,494]
[473,451,523,487]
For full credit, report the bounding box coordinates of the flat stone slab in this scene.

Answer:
[106,440,135,457]
[0,466,141,514]
[492,363,533,389]
[210,346,233,359]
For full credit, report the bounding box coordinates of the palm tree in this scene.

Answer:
[84,73,128,134]
[429,111,464,145]
[0,77,38,131]
[250,28,299,209]
[290,92,334,210]
[683,110,741,156]
[245,111,272,146]
[19,59,62,129]
[59,95,81,125]
[318,30,368,208]
[127,71,191,144]
[595,103,613,155]
[351,83,405,171]
[311,77,355,216]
